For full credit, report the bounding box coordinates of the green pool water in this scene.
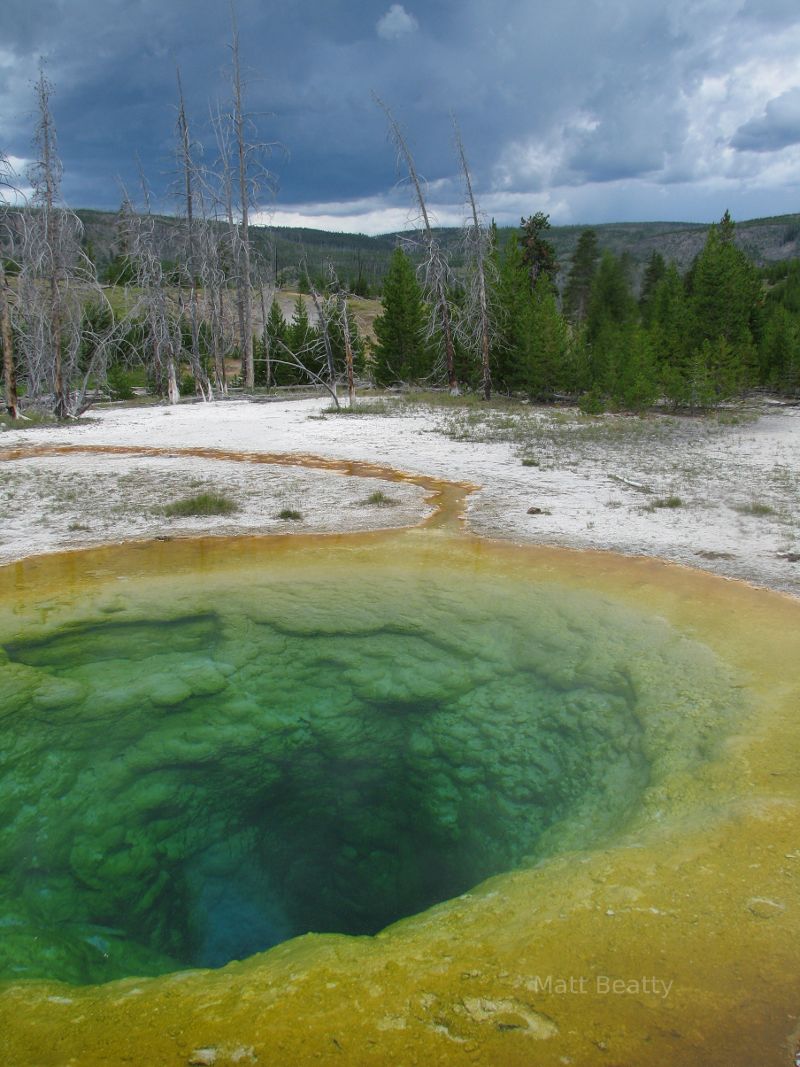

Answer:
[0,537,744,986]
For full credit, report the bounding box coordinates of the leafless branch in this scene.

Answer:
[373,93,458,392]
[453,116,497,399]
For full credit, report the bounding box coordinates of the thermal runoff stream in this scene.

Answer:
[0,530,798,1067]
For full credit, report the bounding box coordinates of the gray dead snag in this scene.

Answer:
[0,257,17,418]
[453,117,494,401]
[229,5,254,389]
[121,179,180,405]
[328,264,356,408]
[0,151,18,417]
[258,280,273,388]
[271,336,340,407]
[210,99,246,390]
[304,263,339,408]
[175,67,211,401]
[340,290,356,408]
[29,67,68,417]
[15,70,116,417]
[374,94,458,394]
[0,262,16,418]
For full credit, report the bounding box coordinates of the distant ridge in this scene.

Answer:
[37,207,800,290]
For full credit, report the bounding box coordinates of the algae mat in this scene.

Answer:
[0,529,798,1066]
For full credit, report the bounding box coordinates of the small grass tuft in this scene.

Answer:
[644,495,684,512]
[520,457,539,467]
[323,400,395,416]
[735,500,776,517]
[277,508,303,521]
[363,490,397,506]
[163,492,238,518]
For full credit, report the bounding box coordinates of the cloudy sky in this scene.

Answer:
[1,0,799,234]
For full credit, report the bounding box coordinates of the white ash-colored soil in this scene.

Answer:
[1,395,798,596]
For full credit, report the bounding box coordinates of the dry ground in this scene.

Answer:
[1,393,798,596]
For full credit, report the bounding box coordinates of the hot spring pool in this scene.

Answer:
[0,530,798,1067]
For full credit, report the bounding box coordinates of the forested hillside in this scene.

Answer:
[52,208,800,296]
[2,70,799,421]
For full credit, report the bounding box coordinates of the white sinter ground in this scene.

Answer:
[1,394,798,596]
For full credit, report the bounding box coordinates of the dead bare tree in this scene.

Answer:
[325,263,356,407]
[119,178,180,405]
[229,6,254,387]
[0,151,19,417]
[15,69,116,417]
[303,262,339,406]
[270,334,340,407]
[209,101,242,390]
[453,117,495,400]
[374,94,459,393]
[175,67,210,400]
[339,288,356,408]
[225,2,278,390]
[257,274,273,388]
[197,215,231,395]
[24,67,69,416]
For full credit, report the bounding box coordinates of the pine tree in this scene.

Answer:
[690,212,761,396]
[616,325,658,411]
[371,247,432,385]
[563,228,599,325]
[648,264,692,407]
[760,294,800,393]
[639,251,667,326]
[520,213,559,292]
[585,251,636,396]
[288,295,316,357]
[527,272,569,398]
[491,233,533,391]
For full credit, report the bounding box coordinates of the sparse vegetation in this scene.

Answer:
[363,490,397,506]
[0,411,59,430]
[162,492,238,517]
[322,399,396,416]
[277,508,303,521]
[735,500,776,517]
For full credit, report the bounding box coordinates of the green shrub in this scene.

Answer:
[163,493,238,517]
[653,496,683,509]
[363,490,397,506]
[735,501,775,516]
[179,373,196,397]
[106,364,136,401]
[277,508,303,521]
[578,391,606,415]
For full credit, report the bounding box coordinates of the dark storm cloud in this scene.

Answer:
[731,88,800,152]
[1,0,799,228]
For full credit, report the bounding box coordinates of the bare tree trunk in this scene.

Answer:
[374,94,458,393]
[306,267,338,405]
[167,317,181,405]
[230,5,254,388]
[176,68,208,400]
[0,258,17,417]
[339,290,356,408]
[215,287,228,393]
[454,120,492,400]
[36,71,69,418]
[259,284,271,387]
